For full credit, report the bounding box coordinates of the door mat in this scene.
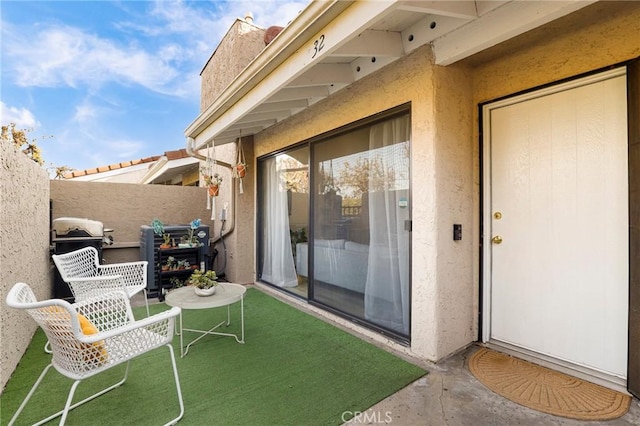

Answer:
[468,347,631,421]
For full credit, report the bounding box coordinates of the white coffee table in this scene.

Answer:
[165,283,246,357]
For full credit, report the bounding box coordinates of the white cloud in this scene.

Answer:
[73,102,99,124]
[0,102,39,128]
[5,25,182,95]
[107,139,145,161]
[2,1,309,99]
[49,125,146,170]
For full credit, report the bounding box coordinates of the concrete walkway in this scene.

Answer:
[346,345,640,426]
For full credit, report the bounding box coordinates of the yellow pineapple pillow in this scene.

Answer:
[43,306,108,365]
[77,313,108,365]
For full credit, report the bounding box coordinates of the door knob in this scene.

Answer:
[491,235,503,244]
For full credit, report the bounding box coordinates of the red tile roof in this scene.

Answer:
[63,149,192,179]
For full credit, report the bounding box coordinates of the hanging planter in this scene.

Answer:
[234,137,246,194]
[234,163,247,179]
[201,142,222,221]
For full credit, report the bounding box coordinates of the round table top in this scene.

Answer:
[165,283,246,309]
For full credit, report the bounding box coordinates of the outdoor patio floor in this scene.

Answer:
[132,290,640,426]
[347,344,640,426]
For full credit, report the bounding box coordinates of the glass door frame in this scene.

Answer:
[256,103,412,343]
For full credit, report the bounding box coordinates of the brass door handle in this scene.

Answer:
[491,235,503,244]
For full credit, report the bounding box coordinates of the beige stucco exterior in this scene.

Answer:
[50,172,254,285]
[251,1,640,363]
[1,141,50,392]
[200,16,266,111]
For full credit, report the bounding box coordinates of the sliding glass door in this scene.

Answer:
[258,111,411,339]
[258,146,309,298]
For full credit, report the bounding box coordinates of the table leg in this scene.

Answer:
[179,311,184,358]
[177,296,246,356]
[240,295,245,344]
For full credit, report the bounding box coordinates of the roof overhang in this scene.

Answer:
[184,0,596,150]
[139,156,200,184]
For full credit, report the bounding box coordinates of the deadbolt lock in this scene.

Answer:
[491,235,503,244]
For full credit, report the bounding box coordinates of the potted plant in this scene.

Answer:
[169,277,184,289]
[187,269,218,296]
[164,256,176,271]
[233,162,247,179]
[188,218,201,246]
[202,169,223,197]
[160,233,172,249]
[152,219,172,249]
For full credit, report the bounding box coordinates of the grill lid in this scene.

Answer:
[52,217,104,238]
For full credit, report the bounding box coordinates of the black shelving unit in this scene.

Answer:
[139,224,210,298]
[157,247,202,301]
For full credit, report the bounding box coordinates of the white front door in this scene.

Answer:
[483,68,629,382]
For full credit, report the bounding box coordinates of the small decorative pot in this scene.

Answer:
[236,164,246,178]
[208,184,220,197]
[194,286,216,296]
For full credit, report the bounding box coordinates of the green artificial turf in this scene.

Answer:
[1,288,426,425]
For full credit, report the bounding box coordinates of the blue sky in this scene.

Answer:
[1,0,308,173]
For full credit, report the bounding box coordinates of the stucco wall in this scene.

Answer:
[220,139,255,285]
[468,1,640,104]
[1,142,50,393]
[200,17,266,111]
[50,155,255,285]
[51,181,215,258]
[431,64,475,358]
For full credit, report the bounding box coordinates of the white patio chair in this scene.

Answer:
[5,282,184,426]
[52,246,150,317]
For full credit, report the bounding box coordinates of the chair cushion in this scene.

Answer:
[44,306,108,366]
[78,314,108,365]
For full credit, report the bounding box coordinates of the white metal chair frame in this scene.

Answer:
[52,246,150,316]
[5,282,184,426]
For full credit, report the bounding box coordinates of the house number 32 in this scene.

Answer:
[311,35,325,58]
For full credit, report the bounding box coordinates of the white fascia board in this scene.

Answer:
[432,0,598,65]
[288,63,354,87]
[333,29,404,57]
[225,118,278,132]
[475,1,509,17]
[187,0,400,150]
[139,156,199,184]
[402,14,473,54]
[252,99,309,113]
[139,156,169,184]
[351,55,397,80]
[266,86,330,102]
[397,0,478,19]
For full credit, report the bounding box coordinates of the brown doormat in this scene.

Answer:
[468,347,631,421]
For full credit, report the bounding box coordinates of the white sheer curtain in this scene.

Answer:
[261,157,298,288]
[364,115,410,335]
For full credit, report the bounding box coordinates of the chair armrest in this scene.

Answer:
[77,307,181,344]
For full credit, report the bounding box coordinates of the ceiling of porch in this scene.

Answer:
[185,0,596,149]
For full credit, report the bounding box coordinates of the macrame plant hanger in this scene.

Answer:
[205,143,217,221]
[235,133,246,194]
